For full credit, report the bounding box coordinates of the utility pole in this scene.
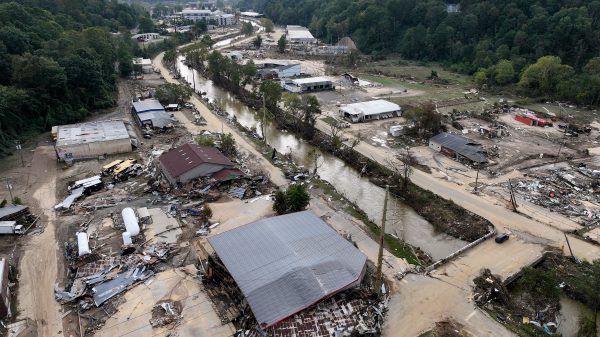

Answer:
[555,126,568,164]
[262,95,267,145]
[508,179,518,212]
[564,233,575,261]
[192,67,196,93]
[474,164,480,193]
[375,185,389,297]
[4,178,13,202]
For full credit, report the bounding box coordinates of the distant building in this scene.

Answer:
[131,33,160,42]
[179,9,237,26]
[132,58,153,74]
[54,120,134,162]
[240,11,263,19]
[257,63,301,79]
[339,100,402,123]
[207,210,367,328]
[131,100,173,129]
[429,132,488,165]
[158,143,236,184]
[0,258,10,319]
[285,25,317,44]
[283,77,334,93]
[447,4,461,13]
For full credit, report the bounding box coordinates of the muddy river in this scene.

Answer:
[177,57,468,260]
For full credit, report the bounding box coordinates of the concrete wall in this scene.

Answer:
[56,139,132,161]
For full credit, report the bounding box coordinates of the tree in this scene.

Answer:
[277,35,287,53]
[138,16,155,33]
[519,56,575,96]
[286,184,310,212]
[253,34,263,49]
[272,184,311,214]
[403,103,443,137]
[200,34,214,49]
[494,59,515,85]
[154,83,193,105]
[518,267,560,304]
[192,21,207,39]
[196,134,215,146]
[473,68,488,87]
[260,80,282,111]
[241,21,254,35]
[272,190,288,215]
[260,18,275,33]
[220,133,237,157]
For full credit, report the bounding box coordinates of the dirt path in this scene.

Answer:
[17,145,62,337]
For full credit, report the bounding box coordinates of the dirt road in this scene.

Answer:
[152,52,287,187]
[17,145,63,337]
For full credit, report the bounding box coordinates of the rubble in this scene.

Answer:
[149,301,182,328]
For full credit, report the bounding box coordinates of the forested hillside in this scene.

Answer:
[237,0,600,104]
[0,0,146,155]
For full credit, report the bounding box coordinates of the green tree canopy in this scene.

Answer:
[154,83,193,105]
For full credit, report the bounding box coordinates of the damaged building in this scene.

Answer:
[54,120,135,162]
[158,143,241,185]
[131,99,173,129]
[429,132,488,165]
[206,210,368,329]
[340,100,402,123]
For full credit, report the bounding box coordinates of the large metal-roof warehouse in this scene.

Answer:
[339,99,402,123]
[54,120,134,161]
[207,210,367,328]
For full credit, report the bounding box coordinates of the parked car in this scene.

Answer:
[495,233,510,243]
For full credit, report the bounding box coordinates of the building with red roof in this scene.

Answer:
[158,143,235,184]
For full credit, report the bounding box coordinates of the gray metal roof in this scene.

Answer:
[430,132,488,163]
[132,100,165,114]
[137,111,172,128]
[0,205,28,220]
[207,210,367,327]
[56,120,130,147]
[340,100,401,116]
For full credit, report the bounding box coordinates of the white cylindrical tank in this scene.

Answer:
[122,232,133,245]
[121,208,140,236]
[77,232,90,256]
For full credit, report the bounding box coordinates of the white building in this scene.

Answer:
[54,120,134,161]
[131,33,160,41]
[240,11,263,19]
[286,25,317,44]
[179,9,237,26]
[132,58,153,74]
[283,77,334,93]
[339,100,402,123]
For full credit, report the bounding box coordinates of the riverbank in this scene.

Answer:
[185,61,491,242]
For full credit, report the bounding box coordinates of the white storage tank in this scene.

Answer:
[122,232,133,245]
[121,207,140,236]
[77,232,90,256]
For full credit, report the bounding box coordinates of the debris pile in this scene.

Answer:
[509,164,600,222]
[472,269,509,306]
[150,301,182,328]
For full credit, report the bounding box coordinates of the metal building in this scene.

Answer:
[285,25,317,44]
[158,143,235,184]
[54,120,133,162]
[207,210,367,328]
[131,100,173,128]
[339,99,402,123]
[284,77,334,93]
[429,132,488,165]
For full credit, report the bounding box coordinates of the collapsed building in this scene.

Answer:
[53,120,136,162]
[429,132,488,165]
[206,210,368,329]
[158,143,242,185]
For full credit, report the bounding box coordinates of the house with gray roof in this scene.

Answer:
[429,132,488,165]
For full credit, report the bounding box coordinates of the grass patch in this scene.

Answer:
[344,204,422,265]
[320,116,338,127]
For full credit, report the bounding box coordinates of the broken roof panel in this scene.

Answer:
[430,132,488,163]
[207,210,367,327]
[159,143,234,178]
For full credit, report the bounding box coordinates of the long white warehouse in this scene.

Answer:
[339,99,402,123]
